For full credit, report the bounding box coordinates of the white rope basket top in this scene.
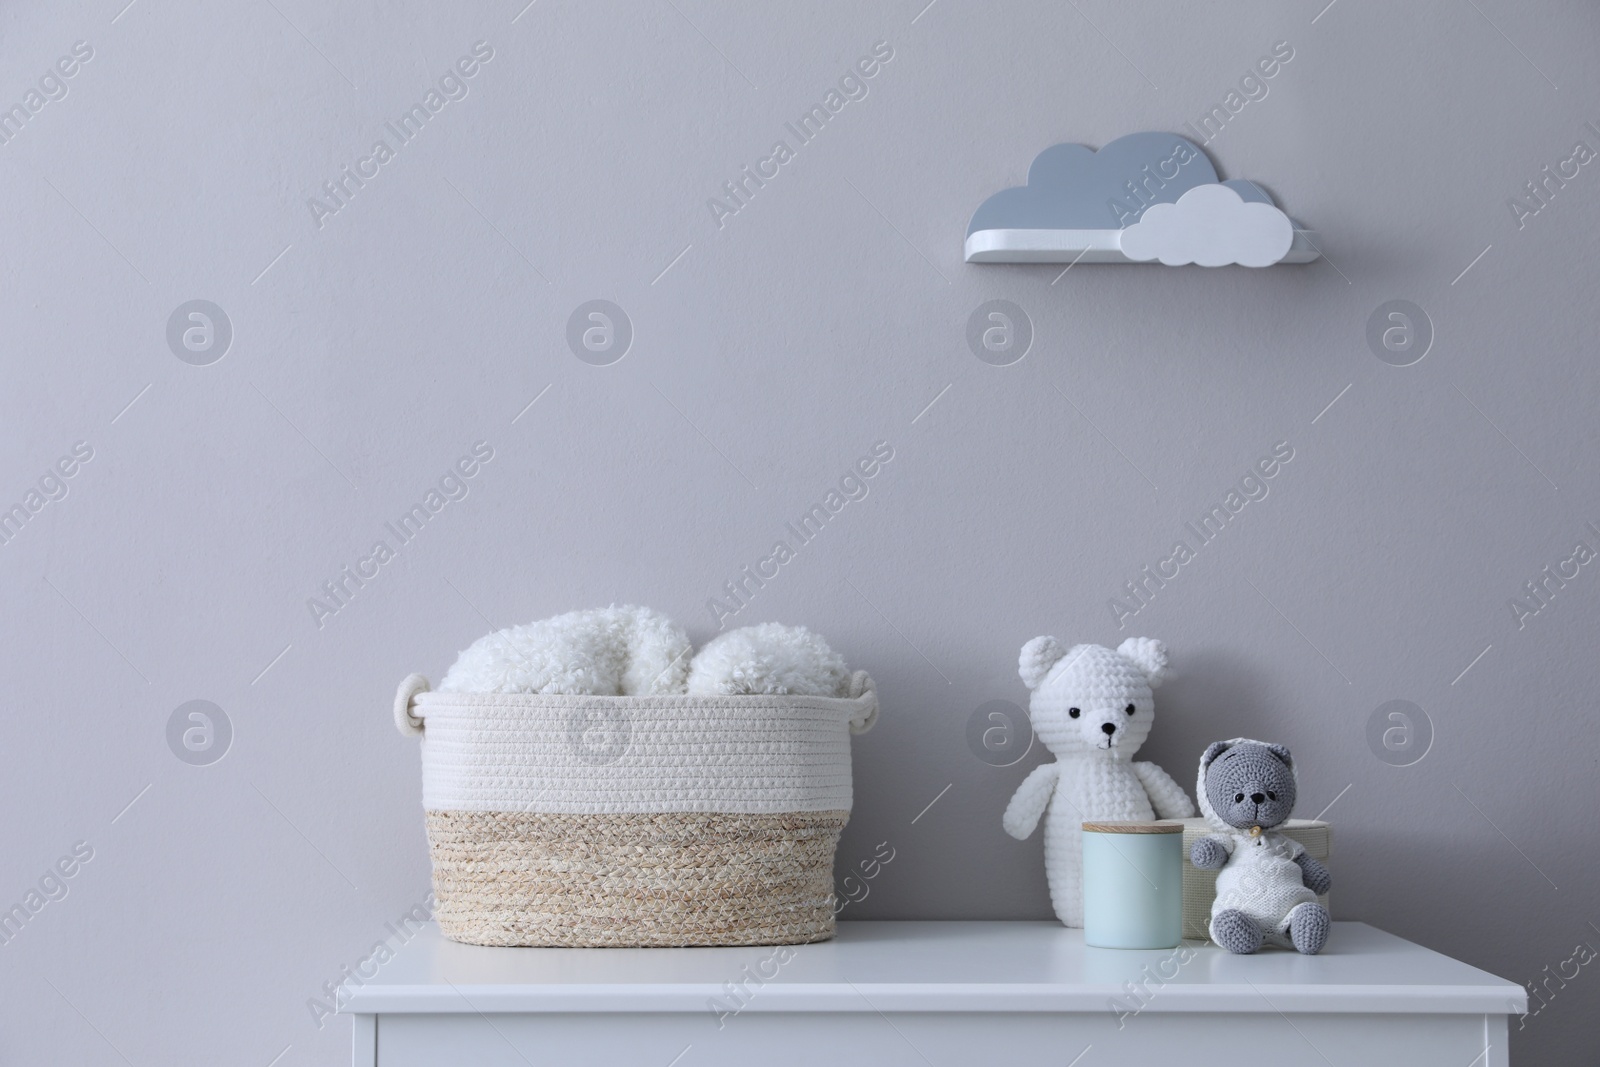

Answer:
[393,672,878,815]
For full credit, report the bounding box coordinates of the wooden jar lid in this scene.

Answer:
[1081,821,1184,834]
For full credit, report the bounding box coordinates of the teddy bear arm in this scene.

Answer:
[1132,761,1197,819]
[1190,836,1229,870]
[1002,763,1060,840]
[1294,852,1331,895]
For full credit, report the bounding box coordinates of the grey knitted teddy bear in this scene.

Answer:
[1190,739,1332,954]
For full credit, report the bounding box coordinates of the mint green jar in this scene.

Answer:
[1082,822,1183,949]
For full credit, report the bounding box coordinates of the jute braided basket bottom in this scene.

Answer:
[426,809,848,947]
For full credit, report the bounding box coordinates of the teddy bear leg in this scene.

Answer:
[1287,902,1331,955]
[1043,845,1084,927]
[1210,908,1264,954]
[1047,862,1084,928]
[1042,815,1085,927]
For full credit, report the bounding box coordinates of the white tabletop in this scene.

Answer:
[342,921,1525,1017]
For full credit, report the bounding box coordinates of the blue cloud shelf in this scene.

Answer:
[965,132,1321,267]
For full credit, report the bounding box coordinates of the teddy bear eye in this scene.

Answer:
[1234,793,1245,803]
[1125,703,1136,715]
[1266,791,1277,801]
[1068,707,1081,718]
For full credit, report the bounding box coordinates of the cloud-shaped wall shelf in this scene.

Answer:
[965,132,1319,267]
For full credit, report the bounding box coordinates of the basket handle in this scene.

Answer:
[846,670,878,735]
[394,674,429,736]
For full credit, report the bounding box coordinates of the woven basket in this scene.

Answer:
[1178,817,1331,941]
[393,672,878,948]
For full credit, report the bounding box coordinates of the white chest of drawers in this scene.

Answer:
[342,920,1524,1066]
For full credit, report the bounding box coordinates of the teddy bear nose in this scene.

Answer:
[1101,722,1117,736]
[1250,792,1265,804]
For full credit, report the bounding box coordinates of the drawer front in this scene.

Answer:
[372,1011,1507,1067]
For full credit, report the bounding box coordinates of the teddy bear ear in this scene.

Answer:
[1199,740,1232,769]
[1018,636,1067,690]
[1117,637,1170,688]
[1266,743,1294,768]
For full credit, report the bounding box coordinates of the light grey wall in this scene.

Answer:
[3,1,1596,1062]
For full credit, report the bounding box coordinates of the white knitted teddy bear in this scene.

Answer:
[1002,637,1195,927]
